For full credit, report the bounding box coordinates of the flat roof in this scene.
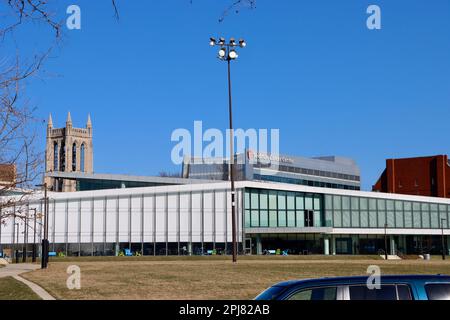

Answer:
[20,180,450,205]
[45,171,214,185]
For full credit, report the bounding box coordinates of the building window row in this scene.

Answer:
[325,195,450,229]
[244,188,323,228]
[254,174,360,190]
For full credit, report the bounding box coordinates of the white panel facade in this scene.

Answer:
[191,192,201,243]
[131,196,142,243]
[80,199,91,243]
[167,194,178,243]
[155,195,166,242]
[203,192,214,243]
[54,201,66,243]
[67,200,79,243]
[214,190,226,243]
[142,195,154,243]
[93,198,105,243]
[105,198,117,243]
[179,193,190,242]
[118,196,129,243]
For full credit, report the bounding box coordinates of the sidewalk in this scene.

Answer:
[0,263,55,300]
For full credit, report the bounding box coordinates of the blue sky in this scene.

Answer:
[11,0,450,190]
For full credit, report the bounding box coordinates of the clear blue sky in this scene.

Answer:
[15,0,450,190]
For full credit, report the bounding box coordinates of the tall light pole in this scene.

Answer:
[29,208,37,263]
[15,222,19,264]
[36,183,49,269]
[210,37,246,263]
[384,223,388,260]
[441,218,447,260]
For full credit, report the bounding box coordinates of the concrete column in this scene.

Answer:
[324,237,330,255]
[330,235,336,255]
[447,236,450,256]
[390,236,396,255]
[256,235,262,255]
[188,243,192,256]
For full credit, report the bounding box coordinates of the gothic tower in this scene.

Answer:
[45,112,93,192]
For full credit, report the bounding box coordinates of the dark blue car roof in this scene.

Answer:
[273,274,450,287]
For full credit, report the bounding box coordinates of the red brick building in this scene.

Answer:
[373,155,450,198]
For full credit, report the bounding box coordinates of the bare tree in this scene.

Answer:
[0,0,63,226]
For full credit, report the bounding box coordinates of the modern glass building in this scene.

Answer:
[182,151,361,191]
[1,181,449,257]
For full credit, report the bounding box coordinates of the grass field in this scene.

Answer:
[0,277,41,300]
[21,255,450,300]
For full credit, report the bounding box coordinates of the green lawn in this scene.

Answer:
[22,255,450,300]
[0,277,41,300]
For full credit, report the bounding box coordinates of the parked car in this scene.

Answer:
[255,275,450,300]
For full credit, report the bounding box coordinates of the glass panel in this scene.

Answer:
[260,192,268,210]
[251,192,259,209]
[430,204,438,212]
[397,285,413,301]
[245,191,250,210]
[369,199,377,210]
[288,287,337,301]
[425,284,450,300]
[333,211,342,227]
[386,200,394,211]
[314,211,321,227]
[360,211,368,227]
[369,211,377,228]
[387,211,395,228]
[413,211,421,228]
[245,210,250,228]
[349,285,397,300]
[421,203,430,212]
[305,195,313,210]
[395,211,404,228]
[377,199,386,211]
[378,211,386,227]
[360,198,368,210]
[296,210,305,227]
[251,210,259,227]
[313,196,321,210]
[404,210,412,228]
[342,197,350,210]
[278,210,287,227]
[325,210,333,227]
[351,211,360,227]
[269,211,277,227]
[287,211,296,227]
[278,192,286,210]
[333,196,341,210]
[422,211,430,228]
[325,195,333,211]
[343,211,351,227]
[404,201,412,211]
[351,197,359,210]
[296,195,304,210]
[430,211,439,229]
[395,201,403,212]
[269,191,277,210]
[260,210,268,227]
[287,193,295,210]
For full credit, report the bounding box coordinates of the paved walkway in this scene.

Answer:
[0,263,55,300]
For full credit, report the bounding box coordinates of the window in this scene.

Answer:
[59,141,66,171]
[425,284,450,300]
[72,143,77,171]
[397,285,413,300]
[53,142,58,171]
[288,286,337,300]
[349,285,397,300]
[255,286,286,300]
[304,210,314,227]
[80,143,85,172]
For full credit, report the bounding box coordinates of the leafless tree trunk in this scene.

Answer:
[0,0,62,224]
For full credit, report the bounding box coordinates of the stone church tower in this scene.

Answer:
[44,112,93,192]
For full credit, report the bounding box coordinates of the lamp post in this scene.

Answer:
[441,218,447,261]
[15,222,19,264]
[209,37,246,263]
[384,223,388,260]
[29,208,37,263]
[36,183,49,269]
